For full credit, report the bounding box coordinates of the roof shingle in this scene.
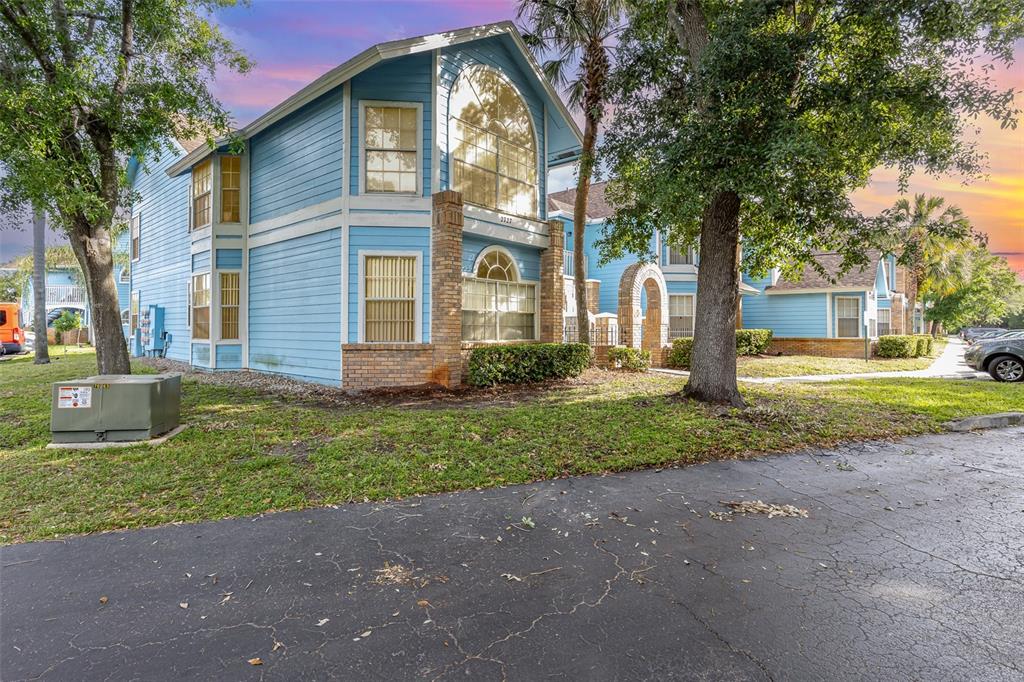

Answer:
[769,251,882,291]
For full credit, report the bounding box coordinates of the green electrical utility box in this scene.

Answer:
[50,374,181,443]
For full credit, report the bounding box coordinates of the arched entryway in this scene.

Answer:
[617,262,669,357]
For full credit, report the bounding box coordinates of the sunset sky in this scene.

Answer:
[2,1,1020,270]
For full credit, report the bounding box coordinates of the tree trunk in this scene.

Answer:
[684,190,744,407]
[573,114,599,346]
[32,208,50,363]
[930,319,942,337]
[69,225,130,374]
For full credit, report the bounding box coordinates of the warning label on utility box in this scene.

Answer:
[57,386,92,409]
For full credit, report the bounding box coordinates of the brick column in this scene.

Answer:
[539,220,566,343]
[431,191,464,387]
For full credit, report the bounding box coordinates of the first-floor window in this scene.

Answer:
[462,249,535,342]
[191,273,211,340]
[363,255,417,342]
[130,291,140,332]
[669,295,695,339]
[836,297,860,338]
[220,272,240,340]
[877,309,891,336]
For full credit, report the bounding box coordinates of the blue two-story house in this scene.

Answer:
[548,182,922,360]
[128,22,582,388]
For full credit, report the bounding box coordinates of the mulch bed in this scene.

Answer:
[135,357,640,410]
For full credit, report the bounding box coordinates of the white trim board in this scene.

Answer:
[764,286,871,295]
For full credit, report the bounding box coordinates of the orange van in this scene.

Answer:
[0,302,25,355]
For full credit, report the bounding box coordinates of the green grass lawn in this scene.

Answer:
[737,339,948,378]
[1,347,1015,544]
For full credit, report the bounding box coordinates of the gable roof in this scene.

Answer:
[768,251,883,291]
[167,21,582,177]
[547,181,614,220]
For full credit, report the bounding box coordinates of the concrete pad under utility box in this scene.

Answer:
[50,374,181,443]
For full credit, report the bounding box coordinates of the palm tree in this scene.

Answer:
[887,194,973,334]
[518,0,624,345]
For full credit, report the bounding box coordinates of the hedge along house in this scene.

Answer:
[548,183,922,361]
[127,22,582,389]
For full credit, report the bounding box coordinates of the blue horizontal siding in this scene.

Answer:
[216,249,243,269]
[129,144,192,362]
[249,229,342,385]
[349,53,433,197]
[439,37,546,218]
[250,88,344,224]
[192,251,210,272]
[216,344,243,369]
[743,292,828,337]
[347,226,430,343]
[462,234,542,281]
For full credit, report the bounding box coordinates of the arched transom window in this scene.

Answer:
[449,67,538,218]
[463,248,536,342]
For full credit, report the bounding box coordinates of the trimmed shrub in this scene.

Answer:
[876,335,916,358]
[467,343,591,387]
[667,329,773,369]
[667,337,694,369]
[915,335,932,357]
[736,329,773,355]
[608,346,650,372]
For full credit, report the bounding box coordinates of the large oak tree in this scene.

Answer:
[600,0,1022,405]
[0,0,250,373]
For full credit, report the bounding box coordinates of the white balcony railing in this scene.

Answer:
[563,251,588,278]
[45,284,87,306]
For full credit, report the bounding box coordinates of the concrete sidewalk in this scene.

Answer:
[653,337,988,384]
[3,427,1023,680]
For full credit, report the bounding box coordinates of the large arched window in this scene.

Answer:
[463,248,536,342]
[449,67,538,218]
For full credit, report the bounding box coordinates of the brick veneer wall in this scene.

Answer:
[539,220,565,343]
[341,344,435,390]
[768,337,874,359]
[585,280,600,315]
[430,191,465,387]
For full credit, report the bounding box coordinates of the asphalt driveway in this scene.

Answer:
[3,426,1023,681]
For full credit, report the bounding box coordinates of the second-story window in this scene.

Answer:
[450,67,538,219]
[364,105,419,194]
[221,156,241,223]
[130,214,140,261]
[668,246,696,266]
[191,160,212,230]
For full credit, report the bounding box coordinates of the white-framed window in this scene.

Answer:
[119,268,131,284]
[220,156,241,223]
[667,246,696,266]
[191,272,211,340]
[359,252,421,343]
[220,272,240,340]
[836,296,860,338]
[130,291,140,332]
[191,159,212,231]
[360,101,421,195]
[669,294,695,339]
[449,66,538,219]
[462,248,537,342]
[877,308,891,336]
[130,214,140,261]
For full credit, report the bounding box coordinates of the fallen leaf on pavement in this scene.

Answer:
[179,602,188,609]
[99,596,108,604]
[720,500,809,518]
[247,658,262,666]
